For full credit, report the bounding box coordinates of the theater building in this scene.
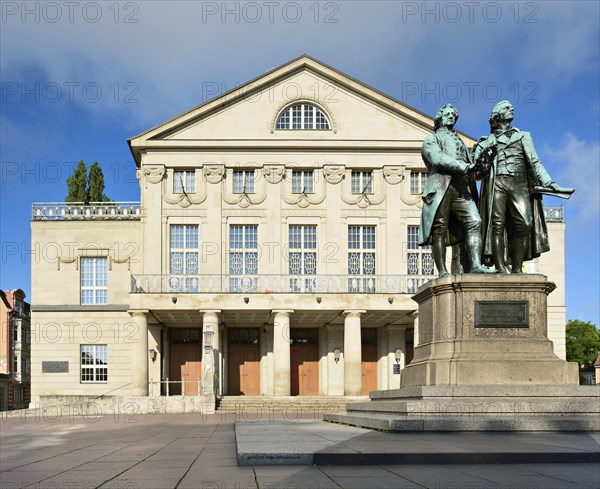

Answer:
[29,56,567,405]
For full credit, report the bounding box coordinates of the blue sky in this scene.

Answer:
[1,1,599,325]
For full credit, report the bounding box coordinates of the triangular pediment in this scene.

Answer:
[128,55,475,164]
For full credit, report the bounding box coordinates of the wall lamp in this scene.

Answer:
[395,348,402,364]
[244,297,250,304]
[148,348,158,362]
[203,329,214,350]
[333,348,341,364]
[316,297,322,304]
[388,297,394,304]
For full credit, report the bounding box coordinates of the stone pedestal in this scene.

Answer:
[401,274,578,387]
[324,275,595,432]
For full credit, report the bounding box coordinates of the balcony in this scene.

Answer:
[131,274,435,295]
[543,205,564,222]
[32,202,141,221]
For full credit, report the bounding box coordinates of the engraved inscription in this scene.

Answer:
[42,361,69,373]
[475,301,529,328]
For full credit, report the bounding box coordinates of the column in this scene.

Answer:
[343,310,365,396]
[129,310,149,395]
[201,310,221,396]
[272,310,293,396]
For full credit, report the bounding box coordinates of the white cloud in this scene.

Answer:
[546,133,600,223]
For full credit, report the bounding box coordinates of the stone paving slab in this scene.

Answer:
[1,411,599,489]
[235,420,600,466]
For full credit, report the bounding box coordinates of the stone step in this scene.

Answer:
[235,420,600,465]
[216,396,365,413]
[324,412,600,432]
[369,384,600,400]
[346,399,600,415]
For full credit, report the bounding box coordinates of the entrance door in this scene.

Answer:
[228,329,260,396]
[361,329,378,395]
[170,329,202,396]
[290,329,319,396]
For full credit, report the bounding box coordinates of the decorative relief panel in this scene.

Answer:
[161,172,207,208]
[340,169,386,208]
[399,166,424,208]
[221,168,267,208]
[263,165,285,184]
[323,165,345,184]
[281,169,326,208]
[203,164,225,184]
[142,165,165,185]
[383,166,405,185]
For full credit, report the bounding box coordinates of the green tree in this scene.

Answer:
[566,320,600,368]
[65,160,111,204]
[87,161,110,202]
[66,160,88,203]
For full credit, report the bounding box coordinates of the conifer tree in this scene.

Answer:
[66,160,88,202]
[88,161,110,202]
[65,160,111,203]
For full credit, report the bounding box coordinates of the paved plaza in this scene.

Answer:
[1,411,599,489]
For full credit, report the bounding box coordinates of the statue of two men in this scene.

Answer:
[420,101,564,277]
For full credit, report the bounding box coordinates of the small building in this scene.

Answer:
[29,56,568,407]
[0,289,31,410]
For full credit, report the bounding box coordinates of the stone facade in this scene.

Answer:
[29,56,568,406]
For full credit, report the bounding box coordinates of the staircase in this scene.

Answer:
[216,396,366,419]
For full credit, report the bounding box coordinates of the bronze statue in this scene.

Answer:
[419,104,495,277]
[473,100,570,273]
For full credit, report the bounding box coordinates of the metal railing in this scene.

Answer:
[148,378,202,397]
[131,274,436,295]
[32,202,141,221]
[543,205,564,222]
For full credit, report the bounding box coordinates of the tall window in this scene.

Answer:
[12,354,18,373]
[81,257,108,304]
[292,170,314,194]
[174,170,196,193]
[233,170,255,193]
[229,225,258,292]
[276,104,330,130]
[12,323,18,342]
[170,225,199,292]
[407,225,434,293]
[348,226,376,292]
[81,345,108,383]
[289,225,317,292]
[410,171,428,195]
[351,171,373,194]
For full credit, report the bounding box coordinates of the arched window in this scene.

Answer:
[276,104,331,130]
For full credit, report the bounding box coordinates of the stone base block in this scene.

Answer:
[402,274,579,387]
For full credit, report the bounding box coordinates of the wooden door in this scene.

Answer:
[361,329,378,395]
[228,329,260,396]
[361,344,378,395]
[290,329,319,396]
[169,343,202,396]
[228,345,260,395]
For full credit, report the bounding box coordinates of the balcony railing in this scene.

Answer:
[543,205,564,222]
[131,274,436,295]
[32,202,141,221]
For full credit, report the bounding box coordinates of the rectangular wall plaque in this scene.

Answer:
[42,361,69,373]
[475,301,529,328]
